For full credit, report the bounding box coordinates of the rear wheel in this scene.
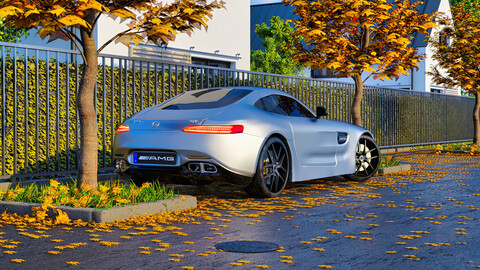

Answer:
[344,135,380,181]
[245,137,290,198]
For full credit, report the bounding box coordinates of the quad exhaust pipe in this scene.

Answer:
[116,159,217,174]
[115,159,129,172]
[188,162,218,174]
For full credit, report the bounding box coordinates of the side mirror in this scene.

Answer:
[316,106,328,118]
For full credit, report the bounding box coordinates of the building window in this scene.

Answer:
[192,57,232,69]
[311,68,336,78]
[439,30,451,46]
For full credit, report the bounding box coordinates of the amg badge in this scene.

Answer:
[133,152,177,165]
[138,156,174,161]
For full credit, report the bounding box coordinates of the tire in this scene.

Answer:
[344,135,381,181]
[245,137,290,198]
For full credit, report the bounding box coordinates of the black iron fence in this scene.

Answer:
[0,41,475,179]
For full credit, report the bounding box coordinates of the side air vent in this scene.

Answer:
[338,133,348,144]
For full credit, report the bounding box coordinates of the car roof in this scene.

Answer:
[191,86,296,99]
[190,87,317,116]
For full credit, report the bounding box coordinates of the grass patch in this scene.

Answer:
[380,156,400,169]
[409,142,479,154]
[0,179,176,209]
[410,141,473,150]
[435,142,478,151]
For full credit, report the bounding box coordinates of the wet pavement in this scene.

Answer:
[1,150,480,269]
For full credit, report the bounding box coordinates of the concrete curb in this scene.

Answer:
[380,147,411,154]
[0,182,11,192]
[378,164,411,175]
[0,195,197,223]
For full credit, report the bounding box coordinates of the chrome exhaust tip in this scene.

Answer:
[115,159,129,172]
[188,163,202,173]
[203,163,218,173]
[188,162,217,174]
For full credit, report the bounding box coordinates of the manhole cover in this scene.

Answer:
[214,241,279,253]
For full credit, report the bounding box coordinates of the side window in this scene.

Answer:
[254,95,287,115]
[276,95,315,118]
[439,29,451,46]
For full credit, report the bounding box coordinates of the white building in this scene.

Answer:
[19,0,250,70]
[251,0,460,95]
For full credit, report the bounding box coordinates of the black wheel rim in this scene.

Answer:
[354,137,380,177]
[260,141,289,193]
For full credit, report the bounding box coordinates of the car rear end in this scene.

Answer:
[113,88,264,186]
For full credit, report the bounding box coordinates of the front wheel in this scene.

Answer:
[344,135,380,181]
[245,137,290,198]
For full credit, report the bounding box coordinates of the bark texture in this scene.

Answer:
[352,74,364,127]
[77,13,98,189]
[474,92,480,145]
[350,26,369,127]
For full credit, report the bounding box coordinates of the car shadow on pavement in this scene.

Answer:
[169,176,350,199]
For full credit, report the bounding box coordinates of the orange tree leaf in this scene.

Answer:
[58,15,90,28]
[0,6,23,17]
[24,8,40,17]
[110,8,136,19]
[48,5,66,16]
[47,31,70,42]
[77,0,109,12]
[184,8,195,15]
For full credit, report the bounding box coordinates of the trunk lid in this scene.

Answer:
[124,107,223,131]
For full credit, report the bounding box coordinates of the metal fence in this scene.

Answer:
[0,41,476,180]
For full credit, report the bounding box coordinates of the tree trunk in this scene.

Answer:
[473,92,480,145]
[77,13,98,189]
[351,74,364,127]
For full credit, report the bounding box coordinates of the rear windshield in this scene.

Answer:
[158,88,252,110]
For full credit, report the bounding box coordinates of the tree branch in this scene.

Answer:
[360,26,370,52]
[63,27,82,44]
[97,28,133,54]
[59,28,87,62]
[92,12,102,31]
[363,72,376,83]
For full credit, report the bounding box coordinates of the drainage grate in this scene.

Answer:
[214,241,280,253]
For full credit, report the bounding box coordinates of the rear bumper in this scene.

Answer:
[113,130,265,185]
[117,163,251,186]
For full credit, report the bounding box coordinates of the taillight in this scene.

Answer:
[116,124,130,133]
[182,125,244,134]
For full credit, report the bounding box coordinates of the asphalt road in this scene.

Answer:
[1,150,480,270]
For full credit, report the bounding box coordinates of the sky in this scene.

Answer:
[251,0,282,5]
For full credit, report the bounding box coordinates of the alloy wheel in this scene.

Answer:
[353,136,380,178]
[260,141,290,193]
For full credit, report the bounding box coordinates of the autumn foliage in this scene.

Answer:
[0,0,224,188]
[429,2,480,145]
[284,0,436,126]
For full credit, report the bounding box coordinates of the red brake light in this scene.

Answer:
[116,124,130,133]
[182,125,244,134]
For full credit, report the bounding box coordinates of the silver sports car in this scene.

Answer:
[113,87,380,197]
